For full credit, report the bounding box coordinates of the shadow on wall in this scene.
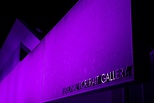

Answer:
[0,45,20,82]
[45,90,113,103]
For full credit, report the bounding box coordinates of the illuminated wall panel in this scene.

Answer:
[0,0,133,102]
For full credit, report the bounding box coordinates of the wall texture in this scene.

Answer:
[0,0,133,102]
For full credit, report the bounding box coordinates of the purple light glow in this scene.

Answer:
[0,0,133,102]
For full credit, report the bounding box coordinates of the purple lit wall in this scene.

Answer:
[0,19,40,70]
[0,0,133,102]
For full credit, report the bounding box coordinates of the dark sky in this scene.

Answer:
[0,0,78,49]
